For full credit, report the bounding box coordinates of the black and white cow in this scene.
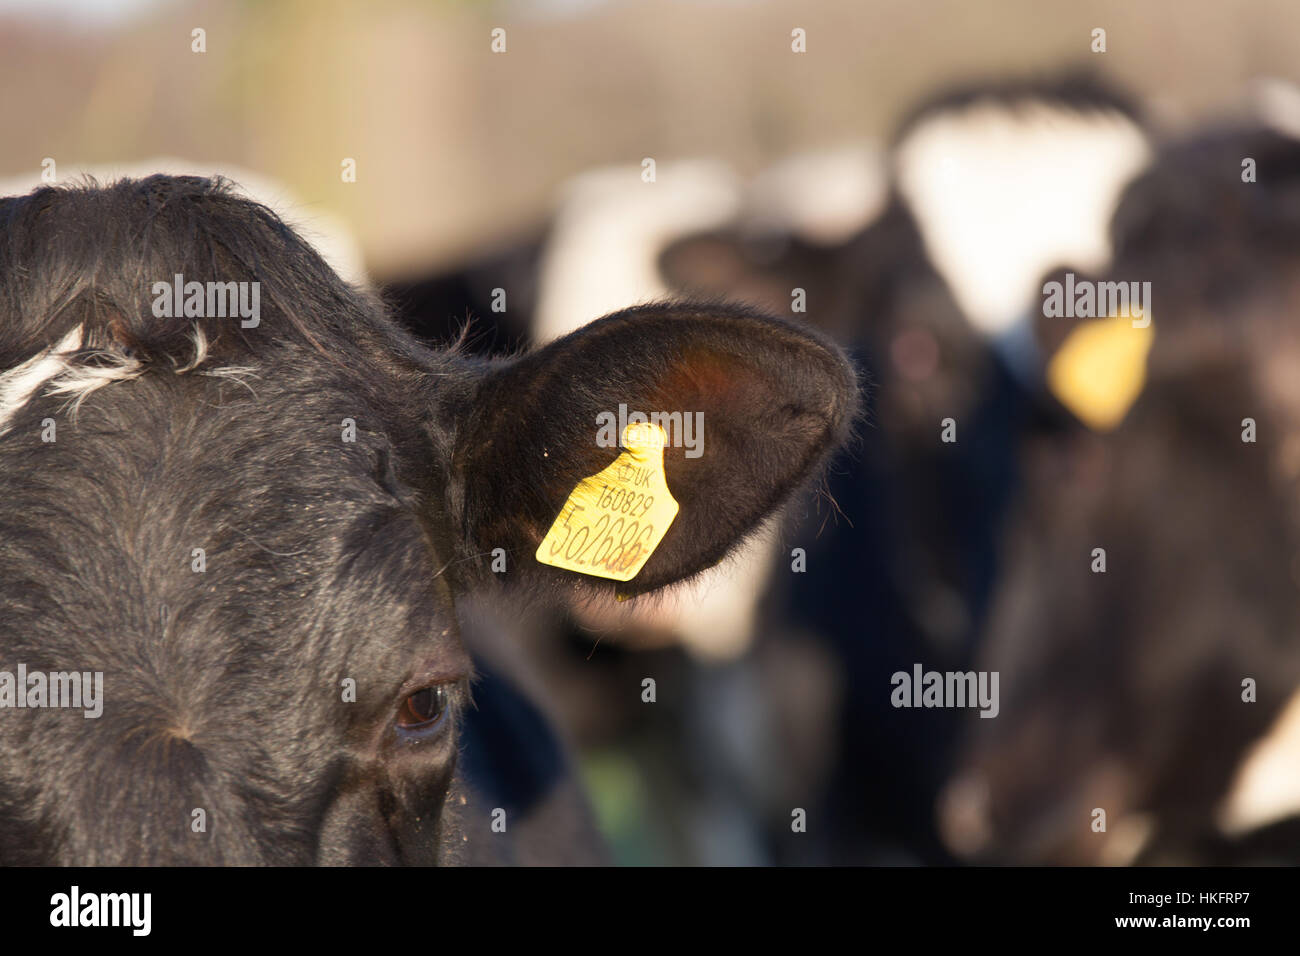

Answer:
[0,175,857,865]
[941,119,1300,865]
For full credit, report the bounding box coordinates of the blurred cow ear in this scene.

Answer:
[450,303,859,596]
[658,231,833,319]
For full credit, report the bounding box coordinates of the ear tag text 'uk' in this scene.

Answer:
[536,422,679,581]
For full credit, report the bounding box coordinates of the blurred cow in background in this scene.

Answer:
[942,107,1300,865]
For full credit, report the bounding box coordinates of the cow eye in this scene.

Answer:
[397,685,449,730]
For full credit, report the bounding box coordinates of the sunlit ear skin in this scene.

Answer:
[450,302,860,597]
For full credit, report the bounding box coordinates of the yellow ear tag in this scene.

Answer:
[1047,312,1155,431]
[535,422,680,581]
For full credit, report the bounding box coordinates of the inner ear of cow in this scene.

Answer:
[449,302,860,597]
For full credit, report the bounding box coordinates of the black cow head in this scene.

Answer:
[0,176,857,864]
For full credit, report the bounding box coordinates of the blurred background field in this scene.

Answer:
[4,0,1299,279]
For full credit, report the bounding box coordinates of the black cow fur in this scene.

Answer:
[0,175,857,864]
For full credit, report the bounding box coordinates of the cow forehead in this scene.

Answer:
[0,361,461,692]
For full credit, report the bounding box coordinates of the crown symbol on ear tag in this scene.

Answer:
[536,423,680,582]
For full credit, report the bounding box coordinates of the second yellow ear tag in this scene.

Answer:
[1047,312,1155,431]
[535,422,680,582]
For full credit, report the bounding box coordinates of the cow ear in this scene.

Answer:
[450,303,859,597]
